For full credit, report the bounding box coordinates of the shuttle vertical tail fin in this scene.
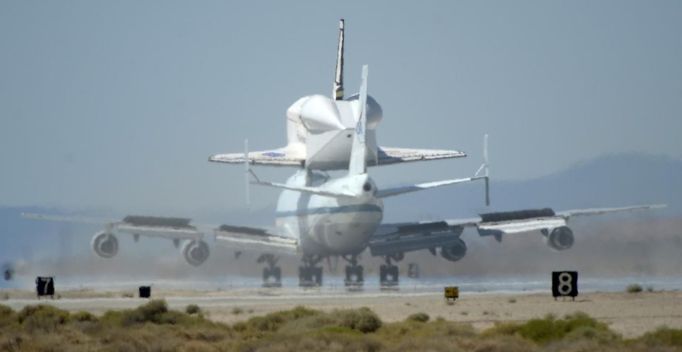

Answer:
[348,65,369,176]
[333,19,345,101]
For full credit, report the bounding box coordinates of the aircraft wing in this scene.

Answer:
[22,213,205,241]
[377,147,466,166]
[213,225,299,255]
[368,204,664,256]
[209,148,304,167]
[556,204,666,218]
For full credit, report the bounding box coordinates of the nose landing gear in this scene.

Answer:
[342,255,364,290]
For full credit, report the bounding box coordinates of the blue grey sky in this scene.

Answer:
[1,1,681,215]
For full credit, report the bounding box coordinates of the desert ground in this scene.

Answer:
[2,287,681,338]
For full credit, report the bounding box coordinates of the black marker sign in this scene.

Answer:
[552,271,578,299]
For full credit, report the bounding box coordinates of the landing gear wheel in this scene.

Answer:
[380,264,399,290]
[262,266,282,288]
[298,255,323,288]
[258,254,282,288]
[344,265,364,290]
[298,266,323,287]
[407,263,420,279]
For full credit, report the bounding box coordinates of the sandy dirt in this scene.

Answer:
[2,288,682,338]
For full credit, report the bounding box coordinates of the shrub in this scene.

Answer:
[626,284,643,293]
[336,307,382,333]
[244,306,320,333]
[486,312,612,344]
[17,305,70,333]
[231,307,243,315]
[0,304,15,328]
[639,327,682,347]
[118,299,189,326]
[186,304,201,315]
[406,312,430,323]
[72,311,97,322]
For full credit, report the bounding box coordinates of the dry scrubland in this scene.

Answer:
[1,300,682,352]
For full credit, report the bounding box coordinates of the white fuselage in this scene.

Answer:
[274,170,383,256]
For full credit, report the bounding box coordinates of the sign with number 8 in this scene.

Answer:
[552,271,578,299]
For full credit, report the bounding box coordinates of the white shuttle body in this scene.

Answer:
[209,19,464,170]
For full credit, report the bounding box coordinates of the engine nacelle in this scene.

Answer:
[181,240,210,267]
[546,226,574,250]
[90,232,119,258]
[2,263,13,281]
[440,238,468,262]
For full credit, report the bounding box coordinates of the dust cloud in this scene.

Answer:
[5,216,681,287]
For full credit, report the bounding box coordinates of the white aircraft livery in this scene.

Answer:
[19,20,664,288]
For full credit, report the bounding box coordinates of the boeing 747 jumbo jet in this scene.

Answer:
[19,20,663,288]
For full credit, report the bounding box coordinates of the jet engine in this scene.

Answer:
[181,240,210,266]
[90,231,119,258]
[440,238,468,262]
[546,226,574,250]
[2,263,13,281]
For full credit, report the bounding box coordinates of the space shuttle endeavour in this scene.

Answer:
[209,19,465,170]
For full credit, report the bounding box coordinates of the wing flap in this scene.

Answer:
[22,213,205,240]
[214,225,298,255]
[369,221,464,256]
[477,217,567,235]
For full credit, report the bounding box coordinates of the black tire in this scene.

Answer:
[355,265,364,283]
[379,265,388,283]
[272,267,282,282]
[389,265,399,283]
[313,267,323,286]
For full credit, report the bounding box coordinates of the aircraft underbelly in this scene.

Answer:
[277,210,381,255]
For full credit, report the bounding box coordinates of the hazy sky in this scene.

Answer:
[1,1,681,215]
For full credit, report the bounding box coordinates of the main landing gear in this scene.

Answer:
[299,255,323,288]
[380,253,403,289]
[258,254,282,288]
[342,255,364,290]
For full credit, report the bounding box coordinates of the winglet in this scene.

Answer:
[333,19,345,100]
[244,139,251,209]
[348,65,368,175]
[474,134,490,206]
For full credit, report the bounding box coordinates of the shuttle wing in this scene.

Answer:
[209,148,304,167]
[209,147,465,168]
[213,225,299,255]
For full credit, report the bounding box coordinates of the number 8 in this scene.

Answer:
[558,272,573,295]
